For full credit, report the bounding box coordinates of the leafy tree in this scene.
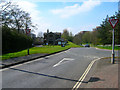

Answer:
[73,32,83,45]
[97,12,120,45]
[61,29,69,41]
[2,26,33,54]
[61,29,74,42]
[82,32,92,44]
[114,11,120,44]
[1,1,36,54]
[1,1,34,33]
[91,30,100,45]
[68,32,73,42]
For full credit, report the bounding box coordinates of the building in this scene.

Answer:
[93,26,101,31]
[80,31,89,34]
[44,29,61,45]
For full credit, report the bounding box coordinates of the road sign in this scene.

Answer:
[108,18,119,64]
[25,29,31,34]
[108,19,119,29]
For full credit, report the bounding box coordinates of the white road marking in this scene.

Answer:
[84,56,99,59]
[0,58,44,72]
[72,57,103,90]
[53,58,74,67]
[0,49,71,72]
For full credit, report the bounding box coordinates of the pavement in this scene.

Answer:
[1,53,48,69]
[1,48,70,69]
[81,58,119,89]
[1,48,119,89]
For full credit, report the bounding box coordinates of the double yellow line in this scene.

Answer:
[72,58,101,90]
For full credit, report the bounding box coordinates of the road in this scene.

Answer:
[1,47,118,88]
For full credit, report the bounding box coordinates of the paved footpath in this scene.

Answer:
[80,58,119,89]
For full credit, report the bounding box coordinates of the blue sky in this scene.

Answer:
[15,0,119,36]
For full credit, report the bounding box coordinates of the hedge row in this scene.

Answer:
[2,26,33,54]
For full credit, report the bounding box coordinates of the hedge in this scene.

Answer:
[2,26,33,54]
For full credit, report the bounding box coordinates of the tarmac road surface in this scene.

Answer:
[1,47,118,88]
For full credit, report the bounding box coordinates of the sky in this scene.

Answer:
[11,0,119,36]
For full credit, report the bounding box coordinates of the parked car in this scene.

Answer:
[85,44,90,47]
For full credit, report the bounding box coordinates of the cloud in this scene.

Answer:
[51,0,101,18]
[17,1,42,22]
[15,0,52,35]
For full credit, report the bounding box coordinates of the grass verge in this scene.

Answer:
[1,42,82,60]
[95,46,120,50]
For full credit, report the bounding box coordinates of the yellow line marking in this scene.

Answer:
[75,61,95,89]
[72,60,94,89]
[72,58,102,90]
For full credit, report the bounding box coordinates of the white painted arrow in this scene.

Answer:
[53,58,74,67]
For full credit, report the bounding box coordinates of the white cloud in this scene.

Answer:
[17,1,42,22]
[15,0,65,35]
[80,24,97,31]
[51,0,101,18]
[14,0,52,35]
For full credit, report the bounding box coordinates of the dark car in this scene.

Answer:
[85,44,90,47]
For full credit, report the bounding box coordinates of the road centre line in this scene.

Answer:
[72,58,102,90]
[0,49,70,72]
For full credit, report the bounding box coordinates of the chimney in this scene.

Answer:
[47,29,49,33]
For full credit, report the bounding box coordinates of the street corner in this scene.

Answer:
[80,58,118,88]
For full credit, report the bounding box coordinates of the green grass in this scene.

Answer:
[95,46,120,50]
[1,42,82,60]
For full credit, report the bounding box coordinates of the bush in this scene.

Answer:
[2,26,33,54]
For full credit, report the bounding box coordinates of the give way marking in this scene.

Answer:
[53,58,74,67]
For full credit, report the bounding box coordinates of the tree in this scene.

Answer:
[61,29,69,41]
[68,32,73,42]
[1,1,35,33]
[61,29,74,42]
[73,32,83,45]
[91,30,100,45]
[114,11,120,44]
[82,31,92,44]
[97,12,120,45]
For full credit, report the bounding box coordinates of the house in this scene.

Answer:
[55,38,65,45]
[44,29,62,45]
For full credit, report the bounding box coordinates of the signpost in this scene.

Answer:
[108,19,119,64]
[25,29,31,55]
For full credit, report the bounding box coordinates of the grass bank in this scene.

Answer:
[1,42,82,60]
[95,45,120,50]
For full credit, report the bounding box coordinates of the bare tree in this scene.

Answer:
[1,1,36,33]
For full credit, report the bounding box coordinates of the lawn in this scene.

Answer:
[95,45,120,50]
[1,42,82,60]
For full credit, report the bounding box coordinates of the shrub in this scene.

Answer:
[2,26,33,54]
